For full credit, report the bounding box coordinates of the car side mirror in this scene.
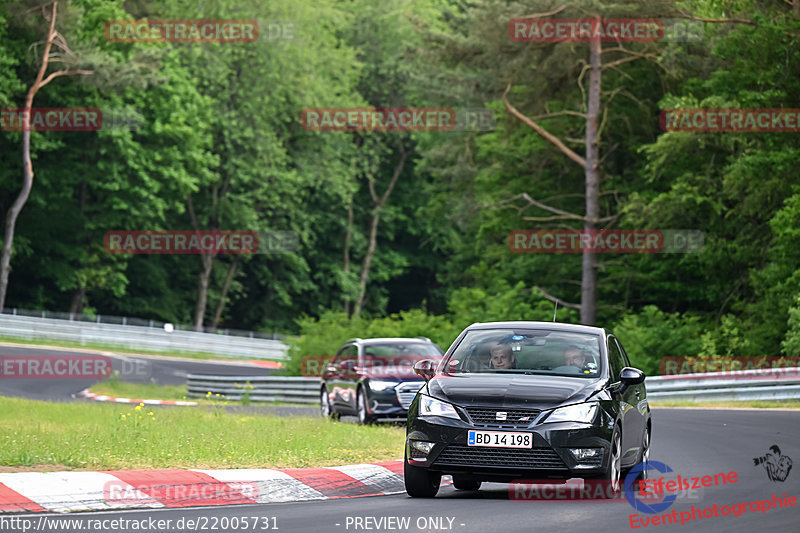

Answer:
[620,367,646,385]
[413,359,437,382]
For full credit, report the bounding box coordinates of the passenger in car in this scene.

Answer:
[490,344,516,369]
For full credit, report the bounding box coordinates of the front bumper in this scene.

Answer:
[406,412,614,482]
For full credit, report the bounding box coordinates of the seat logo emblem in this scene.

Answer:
[496,412,507,421]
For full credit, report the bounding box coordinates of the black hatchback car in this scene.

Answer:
[404,321,650,497]
[320,337,444,424]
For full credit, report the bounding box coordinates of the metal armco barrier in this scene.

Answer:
[187,374,320,403]
[0,314,288,360]
[646,367,800,401]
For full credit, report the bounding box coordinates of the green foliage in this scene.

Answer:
[613,306,704,376]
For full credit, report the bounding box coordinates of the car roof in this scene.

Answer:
[465,321,606,336]
[346,337,436,344]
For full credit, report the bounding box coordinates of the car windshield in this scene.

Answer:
[444,329,601,378]
[363,343,442,357]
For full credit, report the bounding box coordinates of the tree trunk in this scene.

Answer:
[343,198,353,316]
[193,254,213,331]
[354,207,381,316]
[0,2,92,311]
[353,147,407,317]
[69,287,86,315]
[581,32,602,326]
[210,257,239,329]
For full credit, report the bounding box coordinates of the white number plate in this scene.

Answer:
[467,430,532,449]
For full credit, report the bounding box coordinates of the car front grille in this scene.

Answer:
[464,407,542,429]
[396,382,423,410]
[433,445,567,470]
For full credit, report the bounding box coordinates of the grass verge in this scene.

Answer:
[0,397,403,471]
[650,399,800,409]
[0,335,286,363]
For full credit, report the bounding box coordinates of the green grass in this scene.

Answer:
[0,397,404,471]
[89,380,190,401]
[650,399,800,409]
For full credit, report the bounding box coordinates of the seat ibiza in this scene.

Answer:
[404,321,650,498]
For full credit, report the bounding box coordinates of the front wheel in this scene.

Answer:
[357,388,374,425]
[320,388,339,420]
[404,454,441,497]
[589,425,622,499]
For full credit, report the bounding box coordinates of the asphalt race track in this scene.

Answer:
[0,344,274,402]
[3,409,798,533]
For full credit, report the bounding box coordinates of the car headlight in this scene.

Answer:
[544,402,598,424]
[368,380,398,391]
[418,394,460,420]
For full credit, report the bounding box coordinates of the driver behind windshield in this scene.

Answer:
[563,345,587,369]
[490,344,516,369]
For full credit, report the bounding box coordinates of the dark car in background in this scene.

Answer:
[404,321,650,497]
[320,337,444,424]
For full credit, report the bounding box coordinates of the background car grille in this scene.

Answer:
[396,382,423,409]
[433,445,566,469]
[465,407,542,429]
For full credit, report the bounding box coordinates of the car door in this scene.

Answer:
[616,336,647,451]
[330,344,358,411]
[607,334,640,465]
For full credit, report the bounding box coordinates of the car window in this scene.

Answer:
[607,336,625,380]
[615,336,632,367]
[444,329,601,377]
[363,343,441,357]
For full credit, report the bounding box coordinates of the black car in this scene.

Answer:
[320,337,444,424]
[404,321,650,498]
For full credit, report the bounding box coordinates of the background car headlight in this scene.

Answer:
[368,380,398,391]
[544,402,598,424]
[418,394,460,419]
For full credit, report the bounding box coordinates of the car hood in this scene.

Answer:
[425,373,604,409]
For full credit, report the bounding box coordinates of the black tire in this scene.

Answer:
[637,425,651,482]
[452,475,481,491]
[320,388,339,420]
[356,387,375,425]
[589,425,622,499]
[404,453,441,497]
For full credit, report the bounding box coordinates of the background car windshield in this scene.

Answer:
[363,343,442,357]
[445,329,601,377]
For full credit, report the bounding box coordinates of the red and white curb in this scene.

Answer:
[0,461,432,514]
[76,389,198,406]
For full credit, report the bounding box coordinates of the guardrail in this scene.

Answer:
[185,367,800,406]
[187,374,320,403]
[0,314,289,360]
[645,367,800,401]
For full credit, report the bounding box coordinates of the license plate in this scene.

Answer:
[467,430,532,449]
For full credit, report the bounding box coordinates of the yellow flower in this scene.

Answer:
[147,411,154,416]
[135,405,143,412]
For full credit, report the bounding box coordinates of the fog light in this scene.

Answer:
[569,448,603,466]
[409,440,434,460]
